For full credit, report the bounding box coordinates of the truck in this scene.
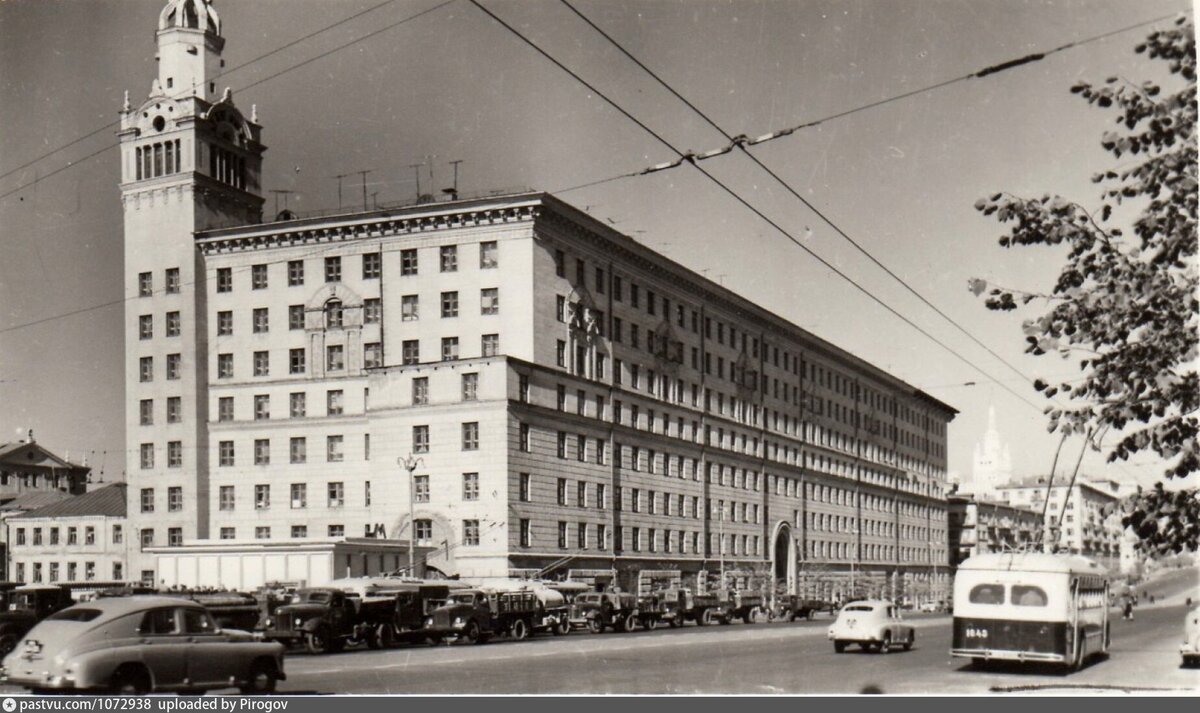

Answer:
[659,588,764,627]
[423,588,543,643]
[572,591,642,633]
[0,585,75,656]
[262,587,395,654]
[771,594,830,622]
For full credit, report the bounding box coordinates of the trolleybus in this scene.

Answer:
[951,552,1110,670]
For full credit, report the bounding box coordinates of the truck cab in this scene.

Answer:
[264,588,371,654]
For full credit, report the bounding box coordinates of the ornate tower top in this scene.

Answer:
[155,0,225,101]
[158,0,221,36]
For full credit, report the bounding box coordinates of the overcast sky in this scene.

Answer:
[0,0,1192,489]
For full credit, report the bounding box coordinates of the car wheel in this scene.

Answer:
[553,617,570,636]
[719,614,731,626]
[509,618,529,641]
[806,609,815,621]
[239,660,278,695]
[902,632,914,651]
[780,607,794,622]
[110,665,151,695]
[305,626,332,655]
[834,641,847,654]
[376,624,395,649]
[620,614,636,633]
[643,616,658,631]
[669,616,682,628]
[879,633,892,654]
[699,609,713,627]
[587,617,602,634]
[365,628,381,650]
[0,635,17,658]
[743,608,757,624]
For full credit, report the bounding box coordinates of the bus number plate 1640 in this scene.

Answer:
[965,627,989,638]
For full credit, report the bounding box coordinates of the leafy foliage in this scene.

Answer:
[971,18,1198,555]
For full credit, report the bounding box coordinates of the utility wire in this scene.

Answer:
[558,1,1157,415]
[0,0,458,203]
[467,0,1044,412]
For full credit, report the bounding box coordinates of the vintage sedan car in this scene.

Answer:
[0,596,286,694]
[827,600,915,653]
[1182,605,1200,668]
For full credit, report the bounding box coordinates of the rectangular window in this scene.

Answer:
[462,422,479,450]
[480,288,499,315]
[326,344,344,371]
[327,481,345,507]
[254,394,270,420]
[139,271,153,297]
[253,526,270,541]
[166,353,181,380]
[216,267,232,292]
[441,337,459,361]
[440,245,458,272]
[140,443,154,470]
[165,311,180,337]
[519,473,531,502]
[519,423,530,452]
[290,437,307,464]
[363,252,381,279]
[251,264,268,290]
[325,256,341,283]
[327,389,344,416]
[287,347,306,375]
[289,392,306,418]
[168,486,182,512]
[364,342,383,369]
[253,350,269,376]
[558,521,568,549]
[480,241,498,268]
[595,267,605,293]
[326,435,344,462]
[413,425,430,453]
[364,298,381,324]
[254,438,270,465]
[402,340,420,365]
[441,291,459,318]
[140,488,154,513]
[481,333,500,357]
[462,472,479,501]
[463,520,480,546]
[557,432,568,459]
[140,356,153,382]
[140,399,154,426]
[291,483,307,509]
[462,372,478,401]
[217,397,234,423]
[598,523,608,550]
[412,377,429,405]
[167,441,182,468]
[401,248,418,275]
[288,260,304,286]
[214,353,231,379]
[291,525,308,538]
[598,483,607,509]
[414,475,430,503]
[402,294,419,321]
[217,310,233,336]
[252,307,269,333]
[219,486,235,511]
[556,340,566,367]
[255,484,270,509]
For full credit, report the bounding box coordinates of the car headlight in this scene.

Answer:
[294,618,303,627]
[425,617,433,627]
[453,617,463,626]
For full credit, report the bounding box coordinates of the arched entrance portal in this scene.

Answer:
[771,522,796,595]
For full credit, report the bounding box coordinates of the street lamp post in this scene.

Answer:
[398,454,423,576]
[849,526,859,600]
[928,540,939,607]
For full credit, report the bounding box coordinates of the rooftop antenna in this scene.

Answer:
[408,163,424,202]
[331,173,351,209]
[442,159,463,200]
[269,189,296,216]
[355,169,374,211]
[371,191,380,209]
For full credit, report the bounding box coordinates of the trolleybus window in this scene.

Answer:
[1012,585,1048,607]
[968,584,1005,605]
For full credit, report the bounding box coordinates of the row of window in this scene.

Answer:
[214,242,499,294]
[13,525,119,547]
[139,354,181,382]
[410,422,479,453]
[14,561,120,584]
[215,342,382,378]
[138,268,180,296]
[218,388,366,422]
[138,312,182,340]
[215,434,362,466]
[135,140,181,181]
[219,299,381,336]
[215,481,368,511]
[411,473,480,503]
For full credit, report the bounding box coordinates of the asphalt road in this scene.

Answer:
[274,600,1198,694]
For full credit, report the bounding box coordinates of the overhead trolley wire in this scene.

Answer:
[464,0,1046,413]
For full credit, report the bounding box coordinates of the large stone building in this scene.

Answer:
[967,405,1012,498]
[994,477,1125,571]
[122,0,957,601]
[7,483,129,586]
[947,493,1041,566]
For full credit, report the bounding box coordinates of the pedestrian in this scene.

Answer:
[1123,597,1134,621]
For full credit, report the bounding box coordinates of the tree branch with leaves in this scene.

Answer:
[970,17,1198,555]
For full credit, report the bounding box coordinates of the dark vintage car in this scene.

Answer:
[0,596,285,694]
[0,585,75,656]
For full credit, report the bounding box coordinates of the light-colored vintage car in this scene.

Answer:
[827,600,915,653]
[0,596,286,694]
[1182,605,1200,668]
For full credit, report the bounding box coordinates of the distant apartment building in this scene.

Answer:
[120,1,957,601]
[0,438,90,579]
[947,493,1041,566]
[8,483,129,586]
[994,477,1124,570]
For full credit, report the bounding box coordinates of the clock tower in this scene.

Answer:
[119,0,266,581]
